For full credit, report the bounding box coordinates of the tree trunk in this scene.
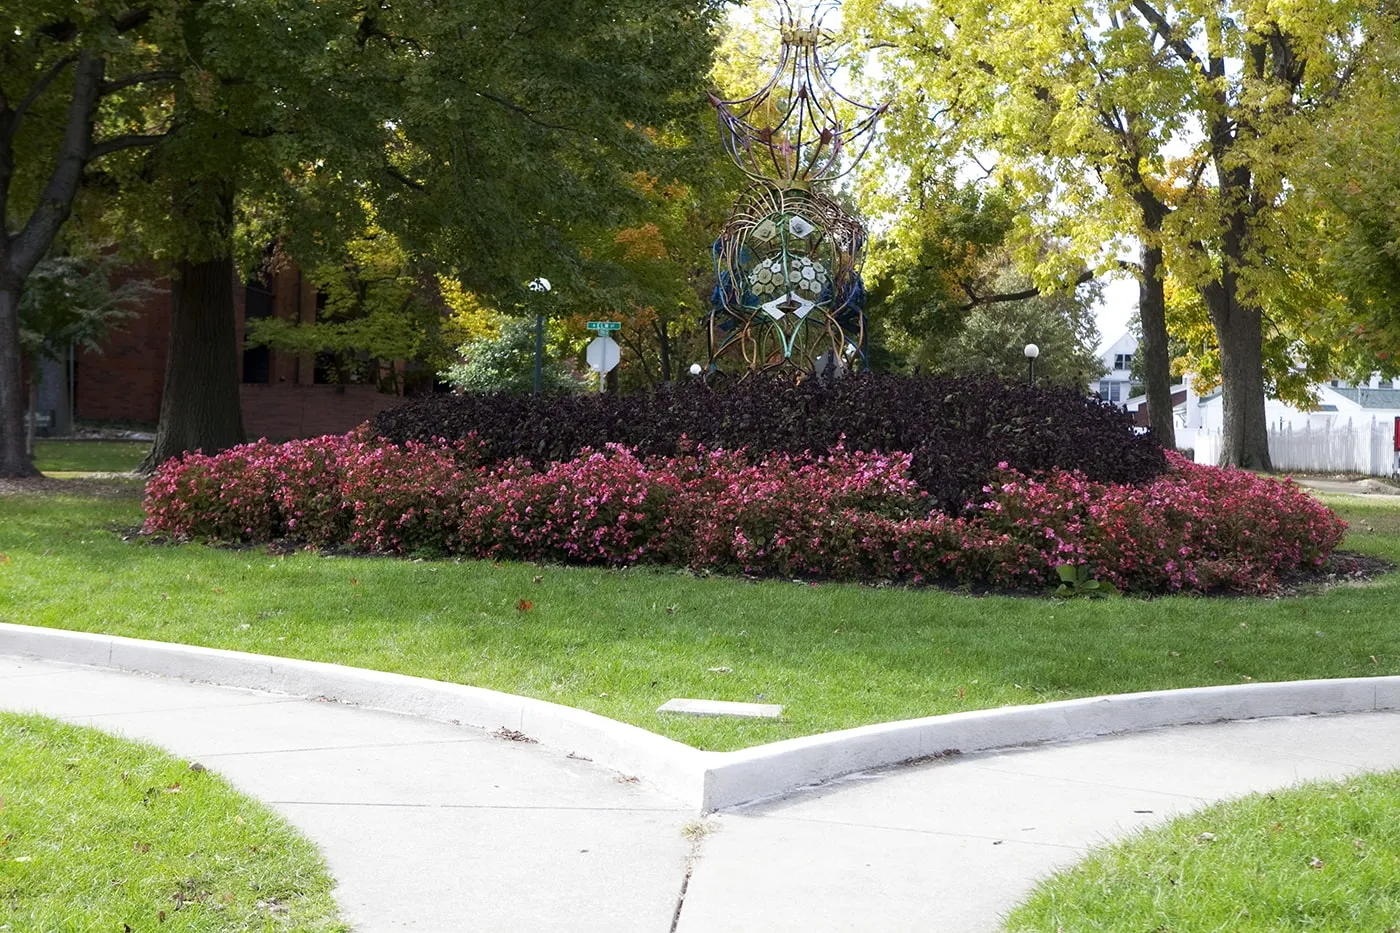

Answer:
[0,283,37,476]
[1137,244,1177,446]
[140,253,244,471]
[655,320,673,383]
[1204,279,1272,470]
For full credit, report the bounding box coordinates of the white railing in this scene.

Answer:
[1193,417,1400,476]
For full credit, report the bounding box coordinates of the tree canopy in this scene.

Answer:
[847,0,1400,466]
[0,0,730,475]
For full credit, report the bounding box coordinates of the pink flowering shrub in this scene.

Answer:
[457,447,678,564]
[969,452,1346,593]
[144,437,1347,595]
[143,439,283,541]
[674,446,929,578]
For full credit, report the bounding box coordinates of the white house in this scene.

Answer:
[1089,331,1137,408]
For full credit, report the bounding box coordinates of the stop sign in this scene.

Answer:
[586,336,621,373]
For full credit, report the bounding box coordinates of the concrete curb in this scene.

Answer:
[5,623,1400,812]
[0,623,715,807]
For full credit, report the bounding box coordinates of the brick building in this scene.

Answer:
[67,264,407,440]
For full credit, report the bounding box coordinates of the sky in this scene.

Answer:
[1095,277,1137,352]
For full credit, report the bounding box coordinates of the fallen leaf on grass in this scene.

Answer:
[188,762,206,773]
[1309,856,1325,870]
[516,599,533,612]
[1195,832,1217,843]
[164,783,181,794]
[707,666,733,674]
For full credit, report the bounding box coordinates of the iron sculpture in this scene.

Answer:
[707,1,884,376]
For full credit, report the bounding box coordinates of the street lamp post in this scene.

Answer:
[1024,343,1040,387]
[528,278,552,394]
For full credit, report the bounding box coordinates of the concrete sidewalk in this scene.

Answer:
[677,709,1400,932]
[5,655,1400,932]
[0,657,693,933]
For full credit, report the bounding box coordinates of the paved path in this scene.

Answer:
[0,657,693,933]
[5,655,1400,932]
[677,709,1400,932]
[1294,475,1400,497]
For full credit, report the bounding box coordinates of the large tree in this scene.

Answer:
[0,4,187,476]
[360,0,728,319]
[4,0,727,476]
[849,0,1394,467]
[1,0,376,475]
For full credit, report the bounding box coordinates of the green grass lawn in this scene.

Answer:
[0,712,345,932]
[34,439,149,475]
[0,482,1397,751]
[1005,769,1400,932]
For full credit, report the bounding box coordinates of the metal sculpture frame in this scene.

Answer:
[707,1,884,377]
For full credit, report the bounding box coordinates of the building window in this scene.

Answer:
[1109,382,1122,403]
[242,279,274,384]
[1114,353,1133,371]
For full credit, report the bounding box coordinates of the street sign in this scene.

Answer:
[586,336,621,394]
[586,321,621,332]
[586,336,621,374]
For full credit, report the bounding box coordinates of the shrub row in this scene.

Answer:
[370,375,1168,513]
[143,435,1344,595]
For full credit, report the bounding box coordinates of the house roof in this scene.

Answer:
[1328,387,1400,410]
[1123,385,1187,408]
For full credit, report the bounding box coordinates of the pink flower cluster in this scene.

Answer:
[970,452,1346,593]
[144,438,1346,594]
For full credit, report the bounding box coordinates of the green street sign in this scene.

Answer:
[586,321,621,332]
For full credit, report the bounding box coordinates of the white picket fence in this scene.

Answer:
[1194,417,1400,476]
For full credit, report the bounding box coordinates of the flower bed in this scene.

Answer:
[143,433,1345,595]
[371,375,1168,514]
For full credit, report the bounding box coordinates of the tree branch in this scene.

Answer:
[1317,37,1369,105]
[1129,0,1208,78]
[10,54,78,138]
[100,69,180,96]
[478,90,577,132]
[10,51,105,278]
[385,165,425,190]
[960,269,1095,310]
[88,132,167,160]
[112,7,154,34]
